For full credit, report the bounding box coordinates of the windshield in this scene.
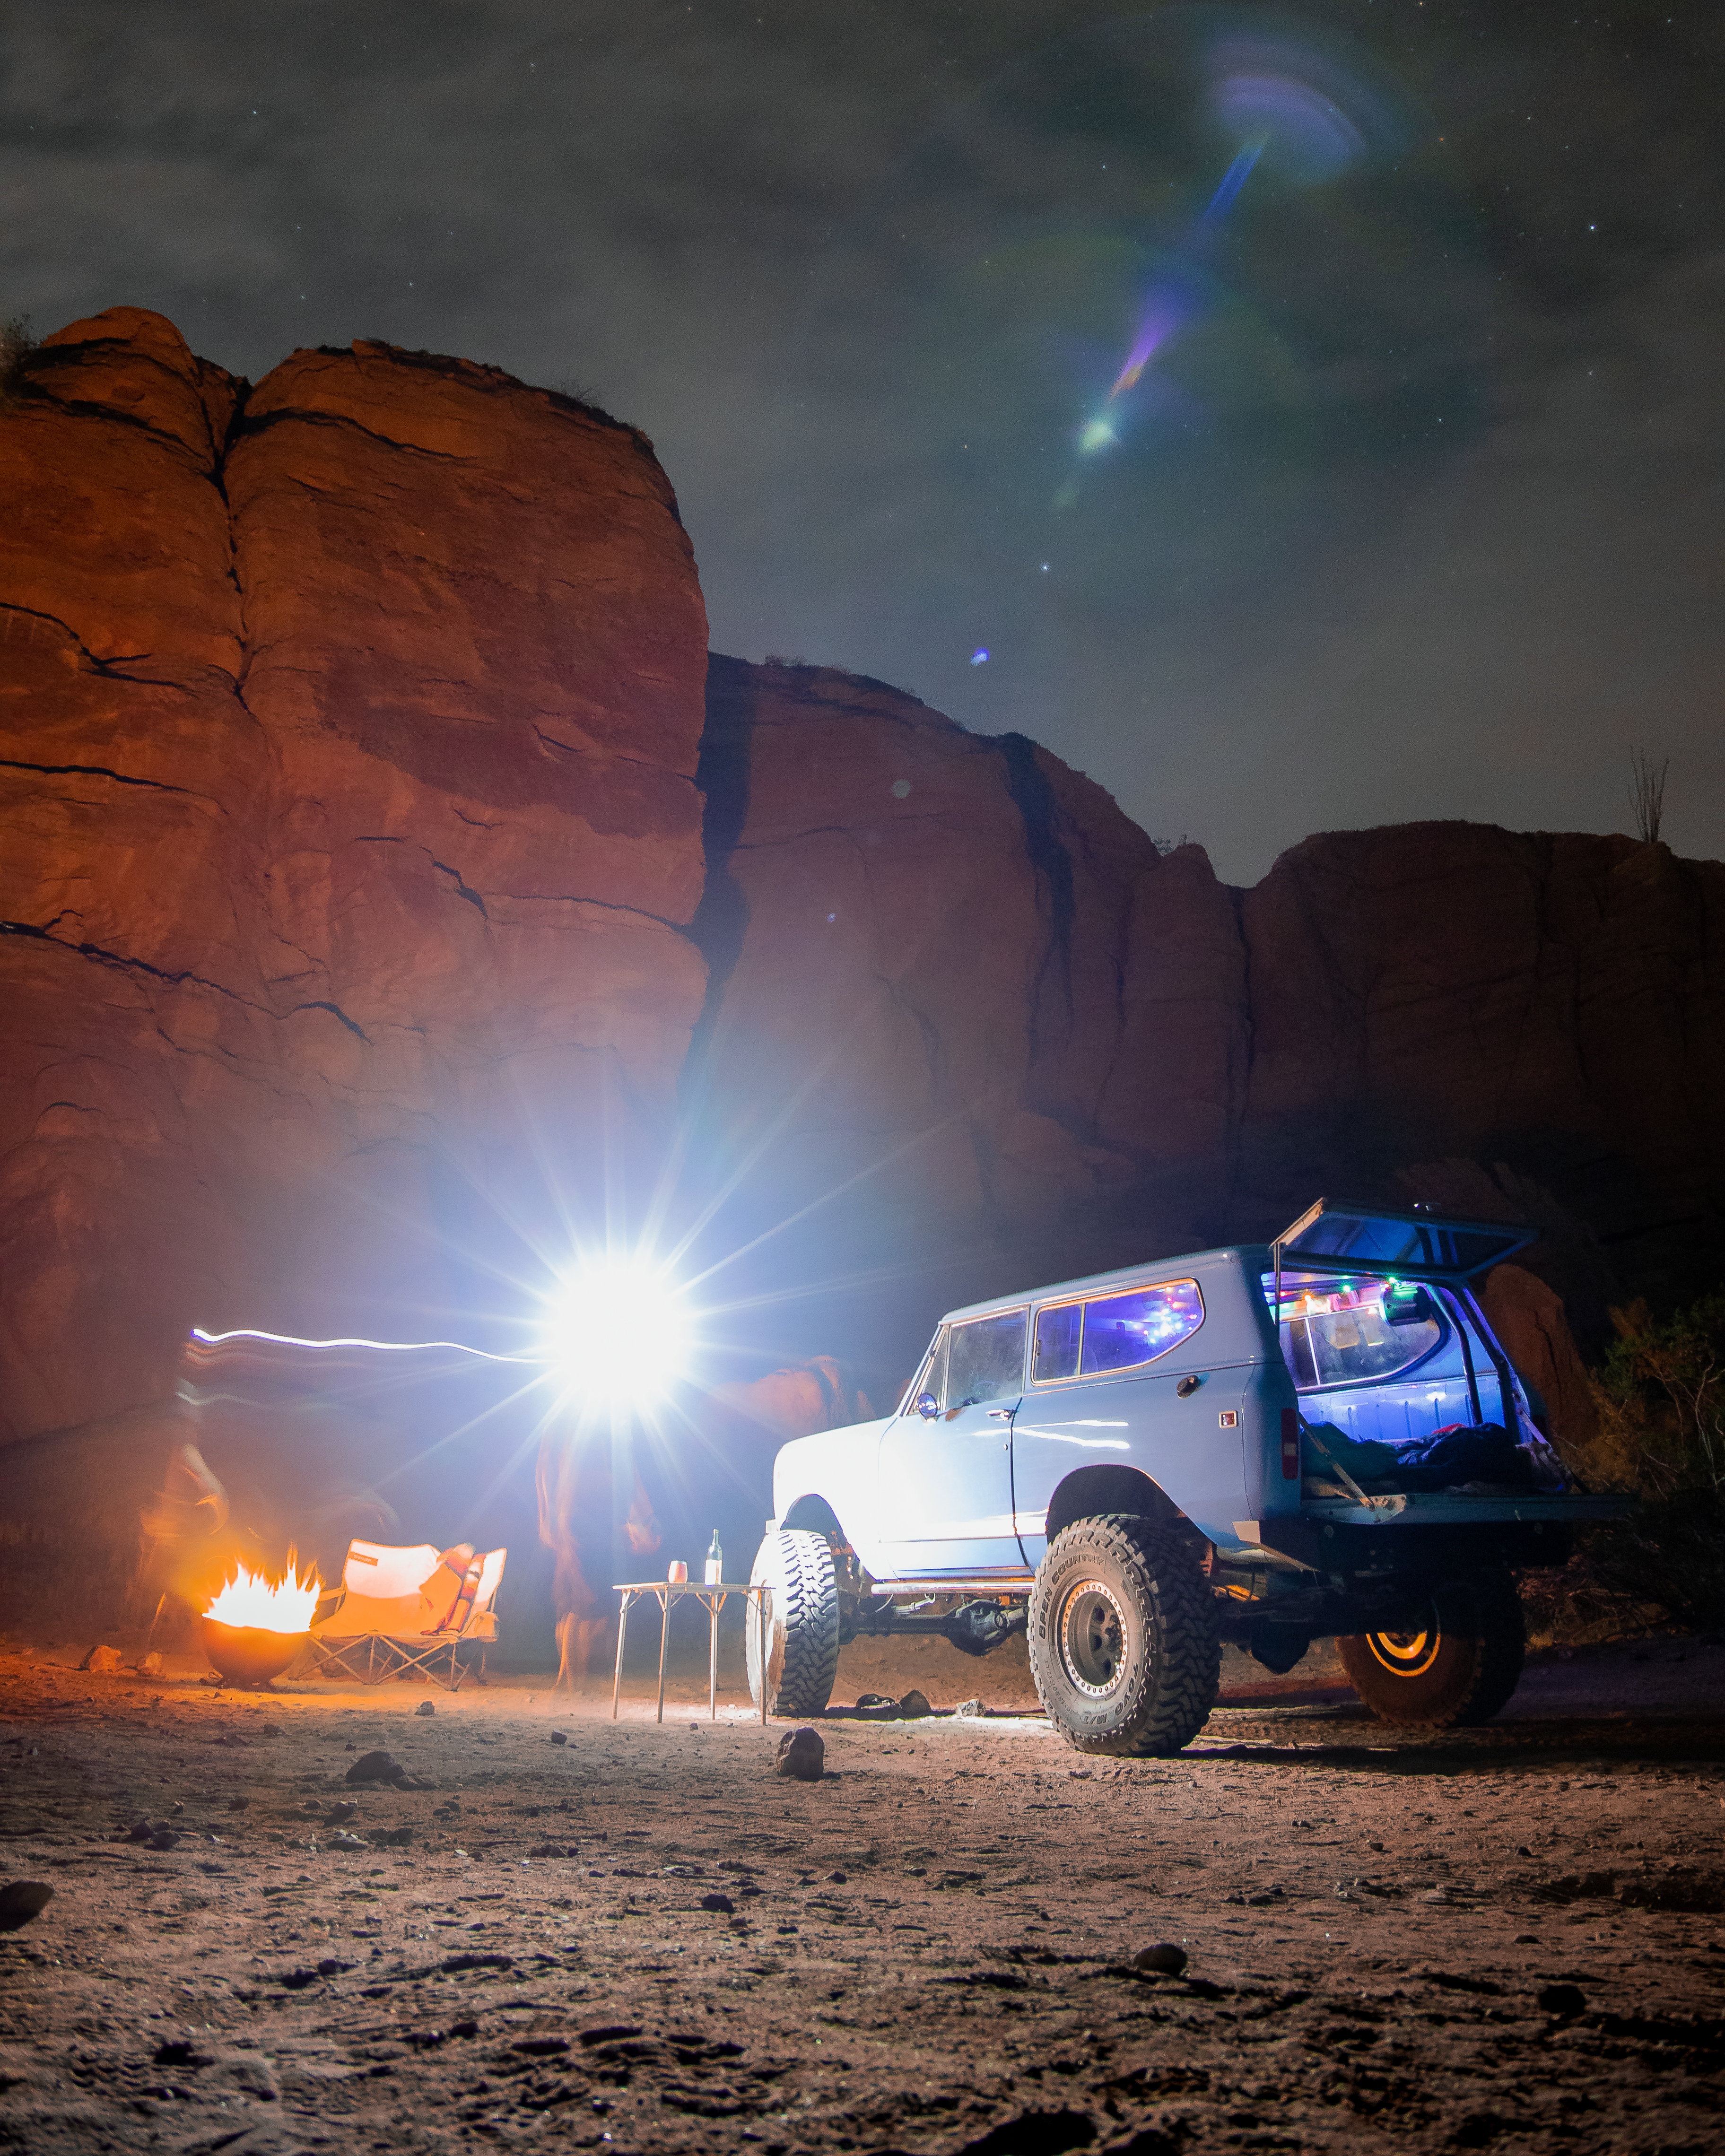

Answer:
[1267,1277,1447,1391]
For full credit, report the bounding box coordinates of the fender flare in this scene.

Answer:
[1044,1463,1189,1542]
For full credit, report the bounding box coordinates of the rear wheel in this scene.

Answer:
[1338,1571,1525,1728]
[1028,1514,1220,1756]
[746,1528,841,1717]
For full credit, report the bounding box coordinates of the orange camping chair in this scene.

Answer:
[304,1539,505,1691]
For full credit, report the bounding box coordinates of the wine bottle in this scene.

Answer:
[704,1530,723,1585]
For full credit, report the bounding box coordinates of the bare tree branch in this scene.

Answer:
[1628,748,1669,844]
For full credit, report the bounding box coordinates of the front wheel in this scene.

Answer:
[1027,1515,1220,1756]
[1338,1571,1525,1728]
[746,1528,841,1717]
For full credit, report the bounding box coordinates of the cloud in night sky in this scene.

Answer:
[2,0,1719,879]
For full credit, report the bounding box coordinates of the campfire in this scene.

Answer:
[204,1557,320,1632]
[201,1555,322,1686]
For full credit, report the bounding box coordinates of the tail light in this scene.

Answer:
[1280,1408,1301,1481]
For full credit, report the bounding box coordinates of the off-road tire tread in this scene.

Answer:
[749,1529,840,1717]
[1028,1513,1220,1757]
[1338,1570,1525,1729]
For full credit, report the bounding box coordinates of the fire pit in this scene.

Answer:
[200,1559,320,1687]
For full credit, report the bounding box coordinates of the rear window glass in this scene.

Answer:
[1033,1279,1205,1381]
[1270,1278,1446,1391]
[944,1310,1027,1407]
[1083,1281,1205,1374]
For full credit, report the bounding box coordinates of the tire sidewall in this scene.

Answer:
[1030,1530,1150,1747]
[1338,1572,1524,1727]
[746,1528,839,1716]
[1028,1516,1217,1755]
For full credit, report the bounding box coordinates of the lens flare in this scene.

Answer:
[538,1254,691,1409]
[1207,35,1392,186]
[1194,138,1266,235]
[1105,296,1191,405]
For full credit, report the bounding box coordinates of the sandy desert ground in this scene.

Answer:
[2,1631,1722,2155]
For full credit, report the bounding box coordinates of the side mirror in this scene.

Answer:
[915,1391,940,1421]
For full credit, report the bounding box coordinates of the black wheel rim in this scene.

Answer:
[1059,1579,1126,1697]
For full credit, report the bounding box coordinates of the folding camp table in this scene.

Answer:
[611,1580,771,1725]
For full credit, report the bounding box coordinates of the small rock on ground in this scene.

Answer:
[0,1882,54,1932]
[346,1749,416,1786]
[776,1727,825,1781]
[1133,1943,1188,1976]
[78,1644,122,1674]
[415,1699,436,1716]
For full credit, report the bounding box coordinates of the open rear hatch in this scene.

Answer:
[1269,1198,1534,1284]
[1251,1199,1628,1565]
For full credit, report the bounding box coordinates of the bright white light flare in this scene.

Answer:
[204,1557,321,1633]
[539,1256,691,1409]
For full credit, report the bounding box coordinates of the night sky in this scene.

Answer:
[4,0,1719,883]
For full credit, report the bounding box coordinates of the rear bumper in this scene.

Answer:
[1237,1492,1628,1573]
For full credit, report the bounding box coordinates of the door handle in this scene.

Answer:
[987,1408,1012,1420]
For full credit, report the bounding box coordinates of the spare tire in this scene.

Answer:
[1338,1570,1525,1728]
[746,1529,841,1718]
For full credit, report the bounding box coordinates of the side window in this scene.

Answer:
[945,1310,1028,1408]
[1080,1280,1205,1375]
[1034,1302,1081,1382]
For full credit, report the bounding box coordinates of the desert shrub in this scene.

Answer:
[1580,1293,1725,1629]
[1525,1292,1725,1637]
[1592,1292,1725,1497]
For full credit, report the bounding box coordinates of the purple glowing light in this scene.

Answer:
[1106,298,1188,403]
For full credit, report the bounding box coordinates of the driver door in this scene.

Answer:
[873,1308,1028,1581]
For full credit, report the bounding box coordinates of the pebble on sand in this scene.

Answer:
[1132,1942,1188,1976]
[78,1645,122,1675]
[700,1891,736,1913]
[776,1727,826,1781]
[415,1700,436,1716]
[1537,1982,1587,2018]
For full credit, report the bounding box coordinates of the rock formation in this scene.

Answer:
[1,308,709,1443]
[688,658,1725,1391]
[5,307,1723,1525]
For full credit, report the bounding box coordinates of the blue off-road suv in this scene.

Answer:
[747,1201,1624,1754]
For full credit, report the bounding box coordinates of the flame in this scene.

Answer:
[204,1556,321,1633]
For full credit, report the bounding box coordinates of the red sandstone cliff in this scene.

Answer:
[4,310,1723,1465]
[688,658,1725,1398]
[0,309,709,1440]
